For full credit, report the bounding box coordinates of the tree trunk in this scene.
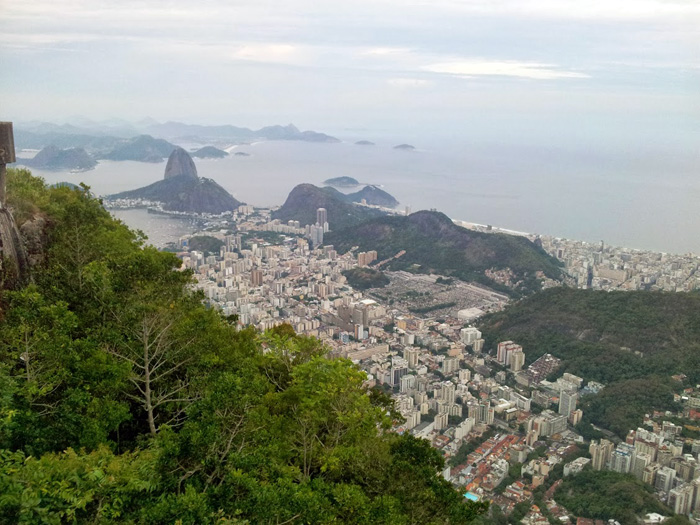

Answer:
[143,333,156,436]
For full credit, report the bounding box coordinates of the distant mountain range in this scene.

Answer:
[101,135,175,162]
[109,147,241,214]
[141,122,339,143]
[325,210,563,296]
[13,120,340,164]
[271,184,389,230]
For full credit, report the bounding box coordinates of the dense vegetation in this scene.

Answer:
[326,211,562,297]
[0,168,487,523]
[342,268,390,290]
[479,287,700,436]
[554,470,672,525]
[188,235,225,255]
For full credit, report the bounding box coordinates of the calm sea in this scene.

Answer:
[19,138,700,254]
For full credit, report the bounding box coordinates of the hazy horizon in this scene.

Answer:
[3,0,699,255]
[2,0,699,151]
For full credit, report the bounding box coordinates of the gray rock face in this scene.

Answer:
[0,208,29,287]
[20,215,48,268]
[164,147,198,180]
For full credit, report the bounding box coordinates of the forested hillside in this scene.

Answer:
[326,210,562,296]
[479,287,700,436]
[0,169,487,524]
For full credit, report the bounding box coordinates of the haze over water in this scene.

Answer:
[23,137,700,255]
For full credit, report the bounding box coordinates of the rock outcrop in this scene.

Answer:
[0,208,30,287]
[164,147,199,179]
[20,215,49,268]
[108,148,241,214]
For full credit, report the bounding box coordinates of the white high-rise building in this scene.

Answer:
[460,327,482,345]
[558,391,578,418]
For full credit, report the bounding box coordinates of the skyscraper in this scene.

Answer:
[558,391,578,418]
[316,207,327,226]
[510,350,525,372]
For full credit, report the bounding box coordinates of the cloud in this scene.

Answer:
[385,0,700,20]
[363,47,413,56]
[231,44,303,64]
[387,78,432,88]
[423,60,590,80]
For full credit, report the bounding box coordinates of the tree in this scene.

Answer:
[102,249,205,437]
[0,286,130,454]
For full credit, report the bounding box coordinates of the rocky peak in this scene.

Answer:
[164,147,198,180]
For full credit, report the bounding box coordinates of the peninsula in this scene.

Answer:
[108,147,241,214]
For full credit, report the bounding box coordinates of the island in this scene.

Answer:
[191,146,228,159]
[17,145,97,171]
[355,140,375,146]
[323,176,360,187]
[234,151,251,157]
[393,144,416,151]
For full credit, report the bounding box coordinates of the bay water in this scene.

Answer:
[19,138,700,254]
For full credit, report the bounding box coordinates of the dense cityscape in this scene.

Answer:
[102,197,700,523]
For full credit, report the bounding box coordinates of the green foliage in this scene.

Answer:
[555,470,671,525]
[342,267,390,290]
[0,169,488,524]
[187,235,224,255]
[5,167,52,224]
[0,446,157,524]
[479,287,699,435]
[581,377,678,438]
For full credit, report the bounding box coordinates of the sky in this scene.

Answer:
[0,0,698,145]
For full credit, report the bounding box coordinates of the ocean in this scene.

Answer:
[18,138,700,254]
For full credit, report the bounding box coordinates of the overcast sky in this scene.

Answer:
[1,0,698,144]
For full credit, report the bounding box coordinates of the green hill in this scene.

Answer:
[326,210,562,296]
[478,287,700,435]
[271,183,386,230]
